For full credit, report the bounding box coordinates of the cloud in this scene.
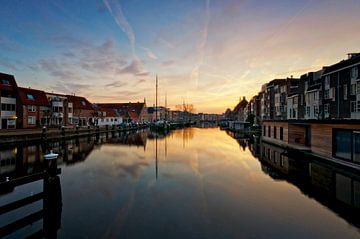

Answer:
[117,60,148,76]
[50,81,92,94]
[103,0,137,59]
[190,0,210,87]
[105,81,128,88]
[39,58,75,79]
[0,58,19,71]
[161,60,175,67]
[141,47,158,60]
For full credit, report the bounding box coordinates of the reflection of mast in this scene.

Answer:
[155,137,158,180]
[165,135,167,160]
[155,75,158,122]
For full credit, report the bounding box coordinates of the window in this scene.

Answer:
[68,107,73,113]
[324,104,330,115]
[357,101,360,112]
[280,127,283,141]
[40,106,49,113]
[274,126,277,139]
[1,104,15,111]
[28,105,36,112]
[331,88,335,100]
[333,129,360,163]
[263,126,266,136]
[1,79,10,85]
[325,76,330,86]
[351,67,359,79]
[81,100,86,106]
[351,84,356,95]
[26,94,34,100]
[314,106,319,116]
[344,85,348,100]
[268,126,271,137]
[306,106,310,116]
[351,101,356,113]
[28,116,36,125]
[324,89,330,99]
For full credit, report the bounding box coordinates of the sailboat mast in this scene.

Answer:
[156,75,158,121]
[165,92,167,121]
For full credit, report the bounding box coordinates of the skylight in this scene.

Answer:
[1,79,10,85]
[27,94,34,100]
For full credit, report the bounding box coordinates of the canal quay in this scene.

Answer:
[0,127,360,239]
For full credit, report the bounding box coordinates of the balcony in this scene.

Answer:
[52,101,63,107]
[1,97,16,104]
[1,111,16,117]
[53,112,64,118]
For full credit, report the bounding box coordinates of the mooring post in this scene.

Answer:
[42,126,47,140]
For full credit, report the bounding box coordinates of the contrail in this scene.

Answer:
[191,0,210,88]
[103,0,138,61]
[250,0,313,69]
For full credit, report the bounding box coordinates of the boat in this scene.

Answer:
[44,150,59,160]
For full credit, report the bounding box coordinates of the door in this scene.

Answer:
[2,119,7,129]
[305,126,311,146]
[353,131,360,163]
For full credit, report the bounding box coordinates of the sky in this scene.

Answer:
[1,0,360,113]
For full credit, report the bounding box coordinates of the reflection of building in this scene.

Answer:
[257,141,360,227]
[108,131,148,147]
[0,157,62,238]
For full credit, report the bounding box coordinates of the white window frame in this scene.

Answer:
[28,105,36,112]
[28,116,36,125]
[344,84,348,100]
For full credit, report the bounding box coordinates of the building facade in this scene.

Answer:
[17,87,50,128]
[0,73,18,129]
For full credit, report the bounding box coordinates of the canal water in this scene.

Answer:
[0,128,360,238]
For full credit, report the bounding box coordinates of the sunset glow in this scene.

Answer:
[1,0,360,113]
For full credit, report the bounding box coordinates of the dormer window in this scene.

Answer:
[351,67,358,79]
[27,94,34,100]
[81,100,86,106]
[1,79,10,85]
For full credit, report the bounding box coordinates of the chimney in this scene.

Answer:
[347,53,360,59]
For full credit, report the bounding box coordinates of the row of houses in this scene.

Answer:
[226,53,360,123]
[225,53,360,166]
[0,72,151,129]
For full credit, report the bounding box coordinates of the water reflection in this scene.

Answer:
[229,131,360,228]
[1,128,360,238]
[0,157,61,238]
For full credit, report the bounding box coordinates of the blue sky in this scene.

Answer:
[1,0,360,113]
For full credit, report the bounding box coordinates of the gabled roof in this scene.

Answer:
[323,54,360,75]
[96,102,145,119]
[0,72,18,92]
[67,95,93,110]
[95,107,117,117]
[233,97,248,113]
[18,87,49,106]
